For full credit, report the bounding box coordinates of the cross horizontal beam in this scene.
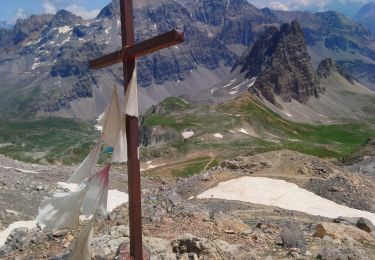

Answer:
[89,29,184,70]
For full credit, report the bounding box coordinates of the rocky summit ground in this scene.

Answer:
[1,149,375,259]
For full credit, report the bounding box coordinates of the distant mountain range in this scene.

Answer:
[354,2,375,37]
[0,0,375,121]
[0,21,12,30]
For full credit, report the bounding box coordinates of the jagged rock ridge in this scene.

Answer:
[317,58,354,83]
[235,21,321,104]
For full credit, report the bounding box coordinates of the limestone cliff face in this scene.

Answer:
[235,21,321,104]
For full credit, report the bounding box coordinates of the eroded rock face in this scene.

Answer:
[317,58,354,83]
[235,21,321,105]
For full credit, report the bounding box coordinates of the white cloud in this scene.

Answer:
[269,1,290,10]
[65,5,100,19]
[9,8,27,24]
[249,0,369,14]
[43,0,57,14]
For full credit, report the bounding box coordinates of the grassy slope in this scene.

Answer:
[0,118,98,164]
[0,94,373,171]
[142,94,375,162]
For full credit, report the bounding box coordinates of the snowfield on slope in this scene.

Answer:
[197,177,375,225]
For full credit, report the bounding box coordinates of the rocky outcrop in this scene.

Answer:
[235,21,321,105]
[317,58,354,83]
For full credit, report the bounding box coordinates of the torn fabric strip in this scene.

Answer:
[124,66,139,117]
[81,165,111,217]
[37,186,86,232]
[100,87,122,147]
[111,121,127,163]
[69,215,96,260]
[67,139,102,184]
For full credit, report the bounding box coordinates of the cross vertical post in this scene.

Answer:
[119,0,143,258]
[89,0,184,258]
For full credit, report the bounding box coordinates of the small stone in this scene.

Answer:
[356,218,374,233]
[280,221,306,252]
[241,229,252,236]
[323,236,333,242]
[52,229,68,237]
[290,252,300,258]
[305,251,312,256]
[200,172,212,181]
[260,160,272,168]
[333,216,358,225]
[298,166,309,175]
[224,229,236,234]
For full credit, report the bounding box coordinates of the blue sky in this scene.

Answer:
[0,0,372,24]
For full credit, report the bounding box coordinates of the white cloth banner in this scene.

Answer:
[111,123,127,163]
[100,87,122,147]
[81,165,111,217]
[38,165,111,231]
[37,186,86,231]
[69,216,96,260]
[67,139,102,184]
[124,67,139,117]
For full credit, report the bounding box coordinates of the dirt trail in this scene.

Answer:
[203,152,215,171]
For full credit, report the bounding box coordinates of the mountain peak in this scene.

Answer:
[96,0,120,19]
[235,20,321,105]
[48,10,82,28]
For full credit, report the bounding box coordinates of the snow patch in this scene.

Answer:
[223,82,234,88]
[0,165,38,174]
[210,88,217,95]
[197,177,375,225]
[0,221,37,246]
[248,81,256,88]
[57,182,128,213]
[58,26,72,34]
[284,112,292,118]
[182,131,194,139]
[0,143,13,148]
[107,190,128,212]
[61,35,71,45]
[213,133,223,139]
[229,91,238,95]
[239,128,249,135]
[31,58,41,70]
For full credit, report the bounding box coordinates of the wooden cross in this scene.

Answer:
[89,0,184,259]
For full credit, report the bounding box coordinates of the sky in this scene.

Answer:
[249,0,371,17]
[0,0,111,24]
[0,0,373,25]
